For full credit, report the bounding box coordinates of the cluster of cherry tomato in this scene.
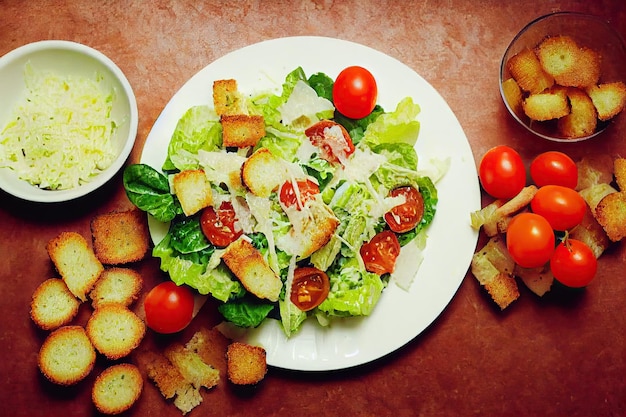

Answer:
[479,146,597,288]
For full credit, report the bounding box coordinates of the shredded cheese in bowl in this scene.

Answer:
[0,63,117,190]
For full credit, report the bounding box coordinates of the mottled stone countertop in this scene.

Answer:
[1,1,624,417]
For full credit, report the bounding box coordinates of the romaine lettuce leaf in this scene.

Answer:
[361,97,421,147]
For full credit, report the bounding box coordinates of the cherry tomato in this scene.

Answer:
[530,151,578,189]
[200,201,243,247]
[384,186,424,233]
[530,185,586,231]
[279,179,320,210]
[360,230,401,275]
[550,239,597,288]
[290,267,330,311]
[305,120,355,164]
[144,281,195,334]
[506,212,555,268]
[478,145,526,199]
[332,66,378,119]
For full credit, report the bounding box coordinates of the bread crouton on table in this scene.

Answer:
[221,114,265,148]
[471,236,520,309]
[91,209,150,265]
[86,303,145,360]
[226,342,267,385]
[89,267,143,309]
[47,231,103,302]
[38,325,96,386]
[30,278,80,330]
[595,191,626,242]
[165,343,220,390]
[222,237,283,302]
[172,169,213,216]
[92,363,143,415]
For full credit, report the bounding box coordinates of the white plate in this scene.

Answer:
[141,36,480,371]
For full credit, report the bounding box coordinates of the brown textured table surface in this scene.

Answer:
[1,1,625,417]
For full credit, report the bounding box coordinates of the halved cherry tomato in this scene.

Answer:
[279,179,320,210]
[530,185,586,231]
[332,66,378,119]
[506,212,555,268]
[305,120,355,164]
[530,151,578,189]
[360,230,401,275]
[144,281,195,334]
[200,201,242,247]
[478,145,526,199]
[384,186,424,233]
[550,239,597,288]
[290,267,330,311]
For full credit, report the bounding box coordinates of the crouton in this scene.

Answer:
[614,158,626,191]
[185,327,230,375]
[91,209,150,265]
[92,363,143,415]
[569,206,611,258]
[579,183,618,211]
[89,267,143,309]
[507,47,554,94]
[501,77,524,118]
[30,278,80,330]
[172,170,213,217]
[213,79,243,116]
[222,238,283,302]
[586,81,626,121]
[226,342,267,385]
[514,264,554,297]
[138,350,202,414]
[221,114,265,148]
[164,343,220,390]
[38,326,96,386]
[471,239,520,310]
[575,155,615,191]
[557,87,597,138]
[86,303,145,360]
[523,87,570,121]
[536,35,600,88]
[595,191,626,242]
[47,231,103,302]
[241,148,290,197]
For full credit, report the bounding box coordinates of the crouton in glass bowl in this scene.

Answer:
[500,12,626,142]
[0,40,138,203]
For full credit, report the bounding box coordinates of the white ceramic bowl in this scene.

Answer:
[0,40,138,202]
[500,12,626,142]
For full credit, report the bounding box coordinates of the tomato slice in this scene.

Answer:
[279,179,320,210]
[305,120,355,164]
[144,281,195,334]
[290,267,330,311]
[360,230,401,275]
[200,201,242,247]
[384,186,424,233]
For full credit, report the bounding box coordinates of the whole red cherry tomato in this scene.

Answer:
[530,185,586,231]
[506,212,555,268]
[332,66,378,119]
[478,145,526,199]
[550,239,597,288]
[530,151,578,189]
[144,281,195,334]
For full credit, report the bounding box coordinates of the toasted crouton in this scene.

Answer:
[172,170,213,217]
[92,364,143,415]
[185,327,230,375]
[557,87,597,138]
[514,264,554,297]
[471,246,519,310]
[586,82,626,121]
[595,191,626,242]
[213,79,243,116]
[91,209,150,265]
[86,303,145,360]
[89,267,143,309]
[523,87,570,121]
[47,231,103,302]
[222,238,283,302]
[579,183,619,211]
[501,77,524,118]
[226,342,267,385]
[241,148,290,197]
[138,350,202,414]
[221,114,265,148]
[38,326,96,386]
[569,205,611,258]
[30,278,80,330]
[165,343,220,390]
[507,48,554,94]
[536,35,600,88]
[614,158,626,191]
